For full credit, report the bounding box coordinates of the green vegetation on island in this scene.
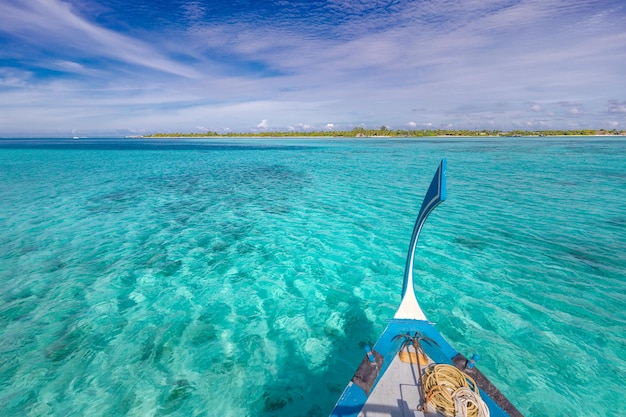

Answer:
[144,127,625,138]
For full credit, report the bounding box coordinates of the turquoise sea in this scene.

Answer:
[0,137,625,417]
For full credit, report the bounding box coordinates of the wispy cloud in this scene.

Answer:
[608,100,626,114]
[0,0,198,78]
[0,68,30,88]
[0,0,625,135]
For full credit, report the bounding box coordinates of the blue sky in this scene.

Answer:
[1,0,625,136]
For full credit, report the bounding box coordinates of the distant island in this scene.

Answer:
[143,127,626,138]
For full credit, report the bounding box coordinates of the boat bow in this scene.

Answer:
[395,158,446,320]
[329,159,523,417]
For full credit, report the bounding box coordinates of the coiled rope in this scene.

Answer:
[421,364,490,417]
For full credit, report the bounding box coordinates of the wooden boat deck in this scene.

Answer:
[358,354,444,417]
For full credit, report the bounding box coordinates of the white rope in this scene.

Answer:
[452,387,490,417]
[421,364,490,417]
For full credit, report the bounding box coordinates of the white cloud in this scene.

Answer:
[0,0,198,78]
[1,0,625,134]
[608,100,626,114]
[181,1,207,23]
[326,123,334,130]
[49,60,92,74]
[0,68,30,87]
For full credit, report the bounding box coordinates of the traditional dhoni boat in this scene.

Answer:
[330,159,522,417]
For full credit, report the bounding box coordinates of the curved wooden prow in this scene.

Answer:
[394,159,447,320]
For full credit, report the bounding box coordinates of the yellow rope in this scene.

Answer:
[421,364,490,417]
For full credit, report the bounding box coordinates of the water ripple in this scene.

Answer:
[1,138,625,416]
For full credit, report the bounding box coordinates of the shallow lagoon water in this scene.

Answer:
[1,137,625,416]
